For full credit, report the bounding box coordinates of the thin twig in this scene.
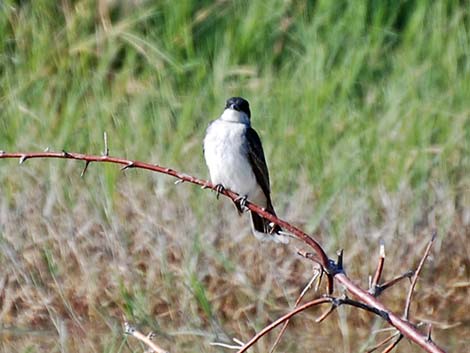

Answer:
[269,269,321,353]
[334,273,444,353]
[296,249,334,293]
[315,304,337,323]
[103,131,109,156]
[210,338,244,350]
[366,332,401,353]
[380,334,403,353]
[370,243,385,296]
[404,231,436,320]
[378,271,414,294]
[124,321,168,353]
[236,297,332,353]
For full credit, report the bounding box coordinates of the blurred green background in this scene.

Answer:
[0,1,469,352]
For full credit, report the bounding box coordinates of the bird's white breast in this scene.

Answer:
[203,119,263,203]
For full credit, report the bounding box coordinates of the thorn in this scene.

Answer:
[19,155,28,164]
[174,179,184,185]
[62,150,72,157]
[209,341,243,349]
[0,150,4,155]
[379,242,385,258]
[336,249,344,270]
[81,161,90,177]
[121,162,135,171]
[232,337,244,346]
[370,243,386,295]
[426,323,432,342]
[44,147,50,152]
[103,131,109,156]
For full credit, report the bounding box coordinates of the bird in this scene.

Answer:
[203,96,288,243]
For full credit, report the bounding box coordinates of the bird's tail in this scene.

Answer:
[250,204,289,244]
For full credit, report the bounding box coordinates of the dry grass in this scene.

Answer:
[0,161,468,353]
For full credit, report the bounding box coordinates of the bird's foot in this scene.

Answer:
[234,195,249,213]
[214,184,225,199]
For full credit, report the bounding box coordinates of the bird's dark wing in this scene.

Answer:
[245,127,272,201]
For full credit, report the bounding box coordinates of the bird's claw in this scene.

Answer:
[268,222,276,234]
[235,195,249,213]
[214,184,225,199]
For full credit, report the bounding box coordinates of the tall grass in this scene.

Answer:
[0,1,469,352]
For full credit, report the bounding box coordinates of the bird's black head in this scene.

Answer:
[225,97,251,118]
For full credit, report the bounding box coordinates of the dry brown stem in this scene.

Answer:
[404,231,436,320]
[0,151,446,353]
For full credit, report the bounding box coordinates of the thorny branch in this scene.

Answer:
[237,294,397,353]
[0,150,446,353]
[369,243,414,297]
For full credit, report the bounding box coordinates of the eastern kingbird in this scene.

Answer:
[203,97,287,243]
